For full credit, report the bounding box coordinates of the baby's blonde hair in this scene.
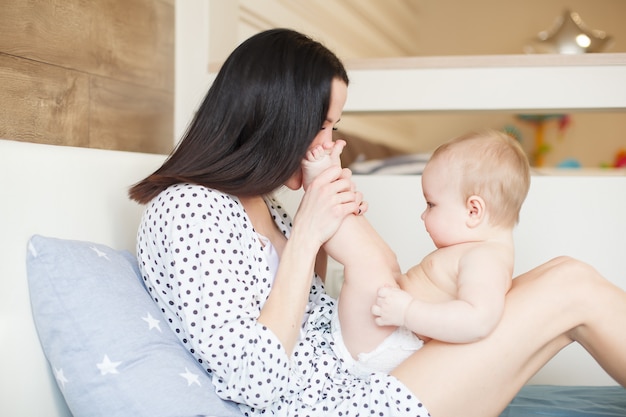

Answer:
[429,129,530,228]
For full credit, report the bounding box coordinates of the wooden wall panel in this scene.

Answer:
[0,0,174,153]
[0,54,89,146]
[89,0,174,91]
[0,0,174,91]
[90,76,173,154]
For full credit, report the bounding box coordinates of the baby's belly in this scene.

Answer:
[398,264,455,303]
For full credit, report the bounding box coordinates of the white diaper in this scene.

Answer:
[330,309,424,379]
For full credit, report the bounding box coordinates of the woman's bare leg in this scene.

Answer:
[302,143,401,357]
[390,256,626,417]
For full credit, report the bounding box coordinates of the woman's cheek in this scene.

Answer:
[284,169,303,190]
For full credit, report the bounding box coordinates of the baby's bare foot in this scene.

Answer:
[302,141,346,190]
[302,145,332,190]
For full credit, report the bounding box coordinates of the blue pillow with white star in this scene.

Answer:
[26,235,243,417]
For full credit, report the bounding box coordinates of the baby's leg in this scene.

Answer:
[330,214,402,357]
[302,143,402,357]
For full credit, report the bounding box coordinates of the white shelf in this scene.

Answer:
[343,53,626,113]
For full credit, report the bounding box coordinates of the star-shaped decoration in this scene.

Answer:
[142,312,162,332]
[180,367,201,387]
[54,367,69,389]
[97,354,122,375]
[528,10,612,54]
[90,246,110,260]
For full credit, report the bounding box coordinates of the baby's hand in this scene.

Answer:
[371,286,413,327]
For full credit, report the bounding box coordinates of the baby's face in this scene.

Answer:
[420,160,467,248]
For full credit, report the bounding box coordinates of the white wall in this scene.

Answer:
[174,0,212,142]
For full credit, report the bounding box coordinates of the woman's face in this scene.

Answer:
[284,78,348,190]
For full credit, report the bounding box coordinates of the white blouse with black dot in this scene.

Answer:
[137,183,430,417]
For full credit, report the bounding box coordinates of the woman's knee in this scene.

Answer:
[517,256,604,308]
[547,256,604,285]
[539,257,612,319]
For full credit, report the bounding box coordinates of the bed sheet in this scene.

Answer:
[500,385,626,417]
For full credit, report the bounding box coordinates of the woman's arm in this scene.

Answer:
[258,165,361,354]
[315,247,328,282]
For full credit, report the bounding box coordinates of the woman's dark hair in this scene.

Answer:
[129,28,349,204]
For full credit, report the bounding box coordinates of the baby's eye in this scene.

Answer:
[321,126,339,131]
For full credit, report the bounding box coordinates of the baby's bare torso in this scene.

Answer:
[398,242,484,303]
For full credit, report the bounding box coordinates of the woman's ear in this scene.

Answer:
[466,195,486,228]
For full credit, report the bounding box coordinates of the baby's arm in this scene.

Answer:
[373,244,512,343]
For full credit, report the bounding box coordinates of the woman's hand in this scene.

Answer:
[294,164,360,247]
[337,166,368,216]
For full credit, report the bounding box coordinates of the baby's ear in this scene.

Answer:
[466,195,485,228]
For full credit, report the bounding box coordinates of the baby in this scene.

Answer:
[302,130,530,377]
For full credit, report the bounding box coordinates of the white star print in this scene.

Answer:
[180,367,201,386]
[142,312,162,332]
[90,246,109,260]
[97,354,122,375]
[28,241,38,257]
[54,367,69,389]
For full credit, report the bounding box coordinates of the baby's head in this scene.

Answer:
[426,129,530,228]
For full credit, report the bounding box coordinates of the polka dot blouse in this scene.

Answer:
[137,183,430,417]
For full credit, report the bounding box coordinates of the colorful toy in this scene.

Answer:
[517,114,570,167]
[557,158,581,169]
[612,149,626,168]
[600,149,626,168]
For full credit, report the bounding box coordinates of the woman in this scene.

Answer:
[129,28,626,417]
